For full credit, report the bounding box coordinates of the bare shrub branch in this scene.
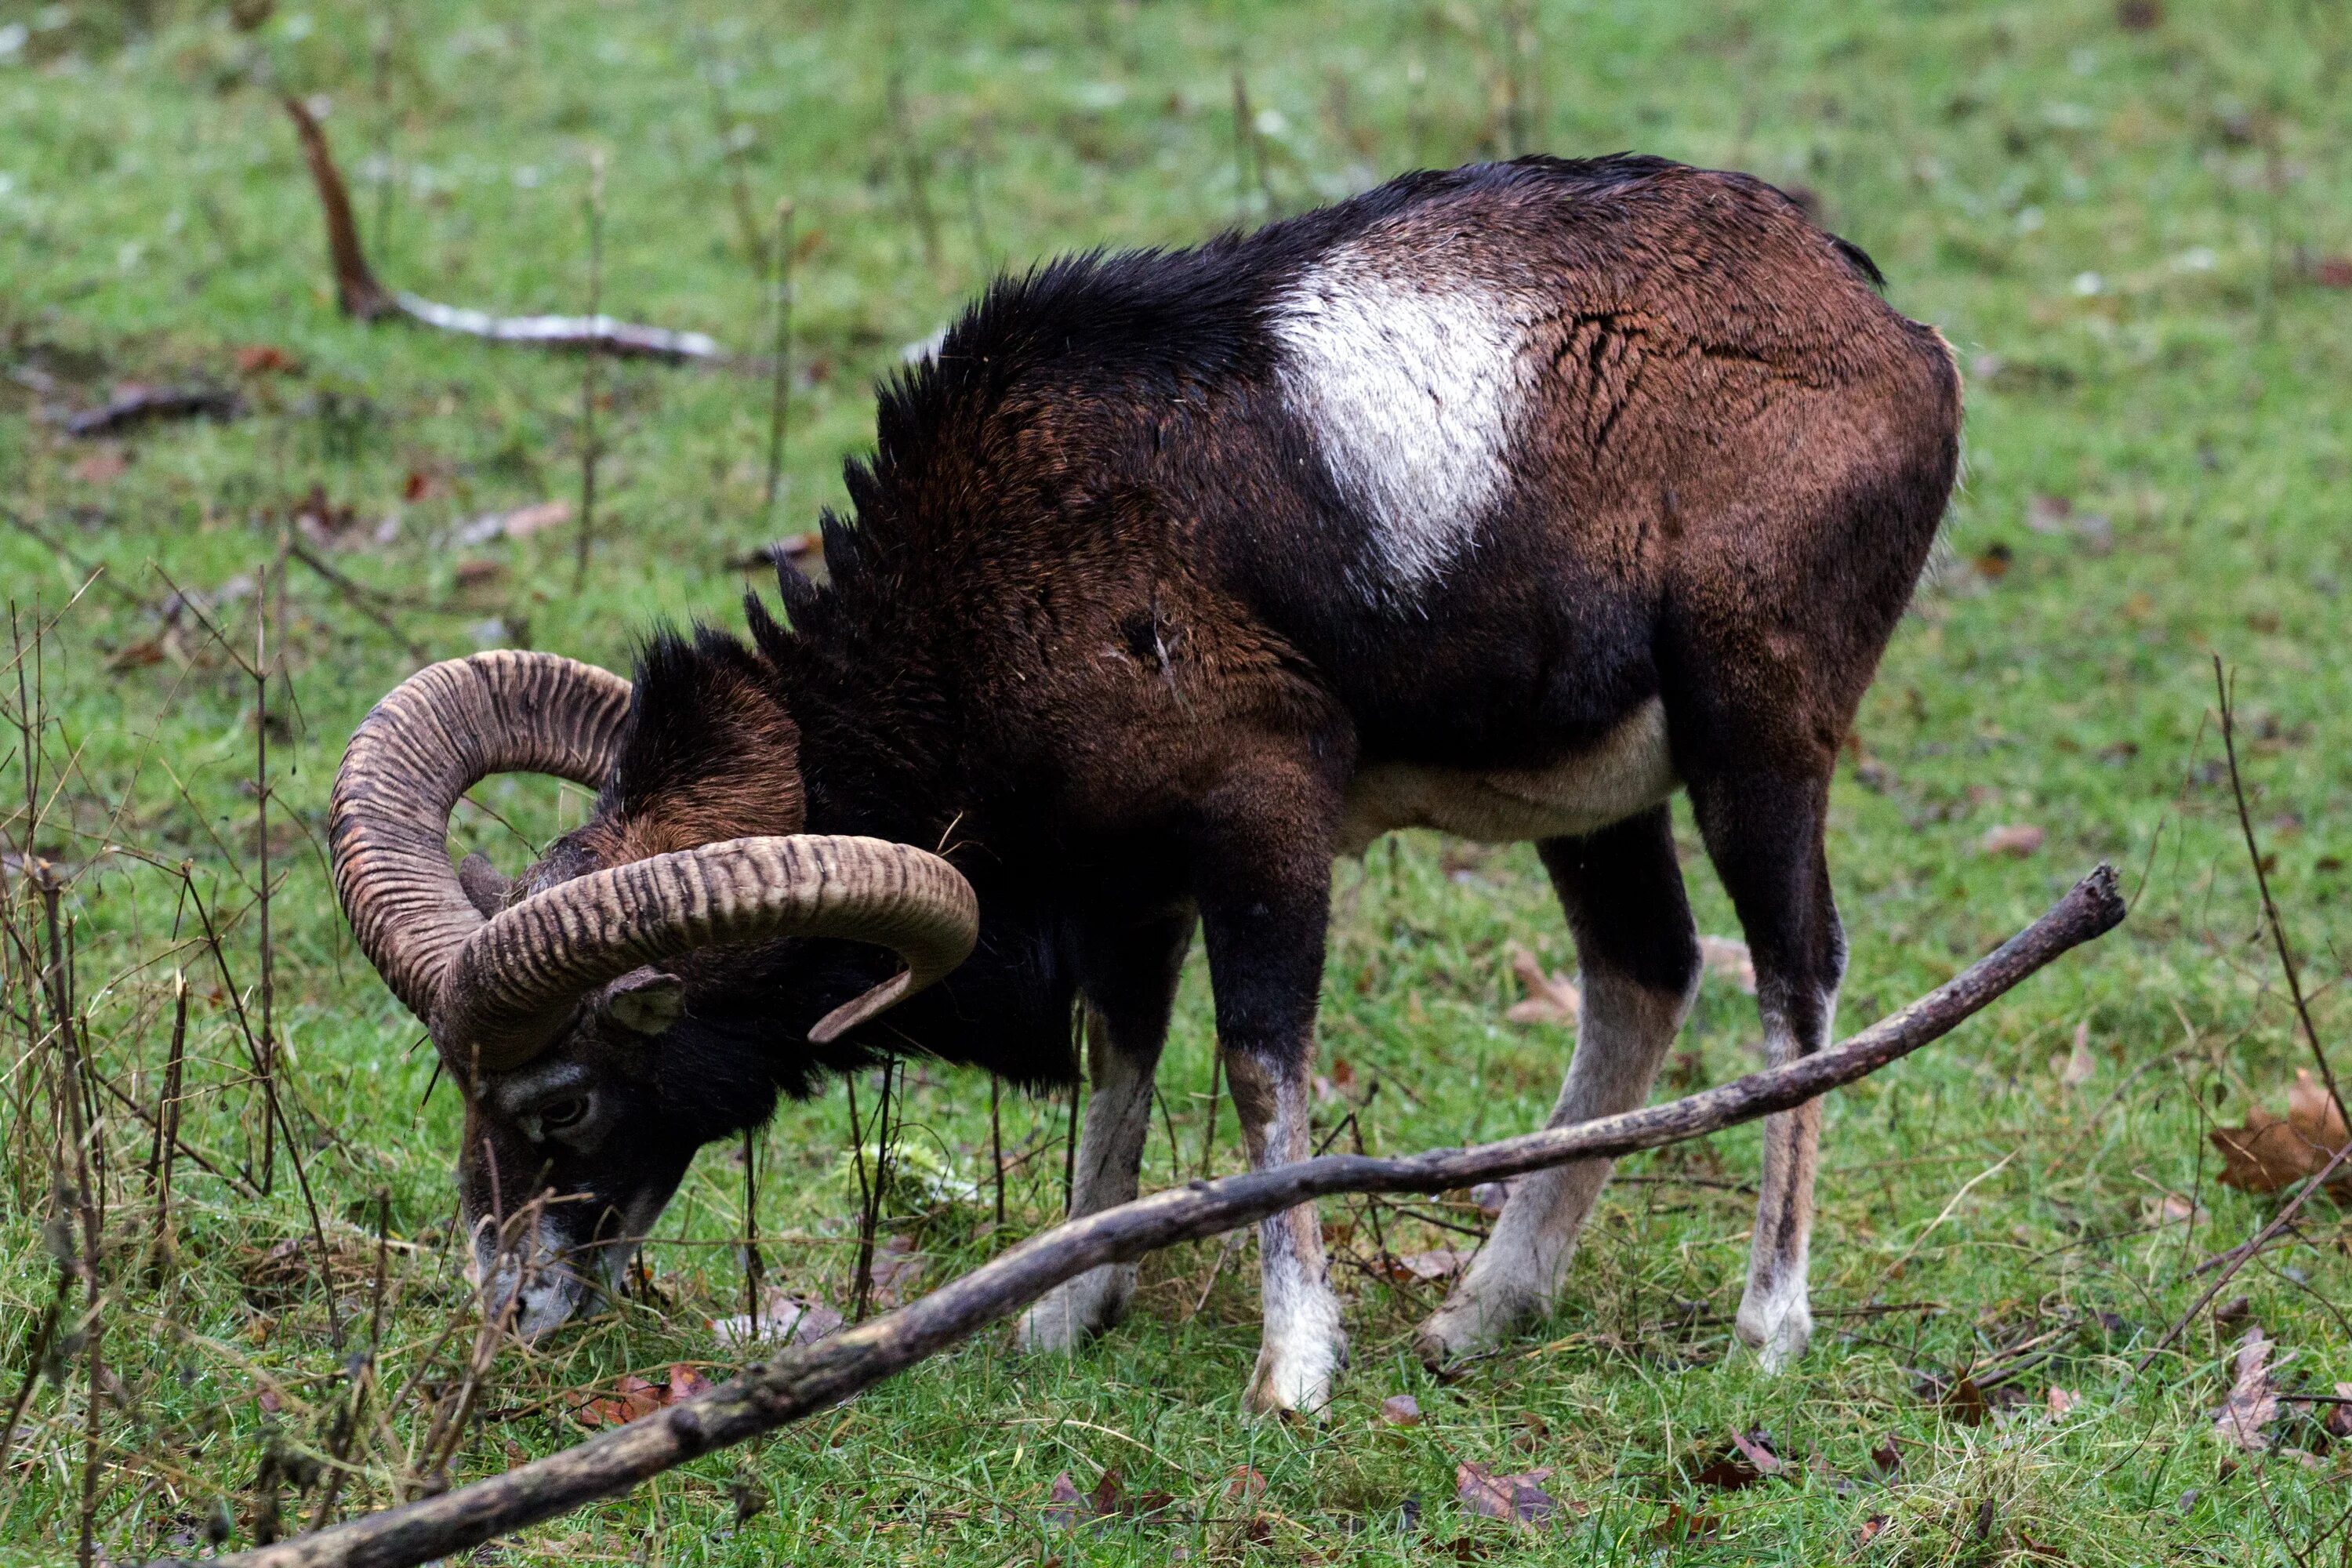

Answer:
[171,866,2125,1568]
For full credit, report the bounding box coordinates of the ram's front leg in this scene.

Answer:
[1192,764,1348,1417]
[1019,906,1193,1353]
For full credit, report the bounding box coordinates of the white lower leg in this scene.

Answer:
[1018,1014,1160,1354]
[1735,987,1834,1372]
[1229,1053,1345,1415]
[1417,967,1693,1361]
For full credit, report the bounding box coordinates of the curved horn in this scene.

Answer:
[434,835,979,1071]
[329,652,633,1025]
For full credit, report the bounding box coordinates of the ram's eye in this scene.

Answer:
[539,1095,590,1134]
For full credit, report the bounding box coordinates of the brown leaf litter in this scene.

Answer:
[710,1290,844,1350]
[1455,1461,1569,1527]
[1502,942,1579,1025]
[2211,1069,2350,1192]
[571,1363,715,1428]
[1042,1467,1175,1530]
[2213,1327,2283,1452]
[1687,1428,1784,1490]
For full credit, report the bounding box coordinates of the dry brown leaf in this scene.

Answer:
[73,449,130,485]
[710,1289,844,1349]
[2326,1383,2352,1441]
[1455,1462,1564,1527]
[1503,941,1579,1025]
[2051,1020,2096,1087]
[1653,1501,1720,1544]
[2212,1069,2349,1192]
[1980,822,2046,858]
[1943,1374,1992,1426]
[1223,1465,1267,1507]
[499,499,575,539]
[1857,1514,1891,1548]
[234,344,301,376]
[574,1372,665,1428]
[1697,935,1756,994]
[453,558,506,589]
[1690,1428,1782,1490]
[1387,1248,1472,1285]
[1042,1471,1087,1530]
[1380,1394,1422,1426]
[2214,1327,2281,1451]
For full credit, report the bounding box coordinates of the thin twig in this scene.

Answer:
[2136,1138,2352,1374]
[762,200,794,524]
[2212,656,2347,1130]
[285,543,426,662]
[575,151,607,593]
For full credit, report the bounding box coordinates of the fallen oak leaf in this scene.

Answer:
[2212,1069,2350,1192]
[1503,942,1578,1025]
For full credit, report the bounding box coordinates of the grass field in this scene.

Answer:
[3,0,2351,1562]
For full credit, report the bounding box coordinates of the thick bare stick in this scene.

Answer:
[175,866,2122,1568]
[284,98,726,364]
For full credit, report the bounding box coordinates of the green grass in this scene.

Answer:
[2,0,2350,1562]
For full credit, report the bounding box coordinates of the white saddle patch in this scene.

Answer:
[1338,697,1675,855]
[1271,254,1531,601]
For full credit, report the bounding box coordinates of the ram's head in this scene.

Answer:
[328,651,975,1337]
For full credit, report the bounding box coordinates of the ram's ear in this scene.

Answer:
[456,852,518,917]
[602,967,686,1036]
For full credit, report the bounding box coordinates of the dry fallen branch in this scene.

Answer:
[172,866,2124,1568]
[283,98,727,365]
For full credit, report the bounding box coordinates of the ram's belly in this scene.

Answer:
[1338,698,1674,855]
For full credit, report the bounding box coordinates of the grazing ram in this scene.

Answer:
[329,154,1960,1414]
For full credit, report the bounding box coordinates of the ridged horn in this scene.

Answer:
[329,652,634,1027]
[434,834,979,1071]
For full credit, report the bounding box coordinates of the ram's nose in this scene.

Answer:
[472,1219,595,1341]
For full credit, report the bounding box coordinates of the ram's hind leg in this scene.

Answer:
[1018,907,1194,1354]
[1690,770,1845,1373]
[1416,806,1700,1365]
